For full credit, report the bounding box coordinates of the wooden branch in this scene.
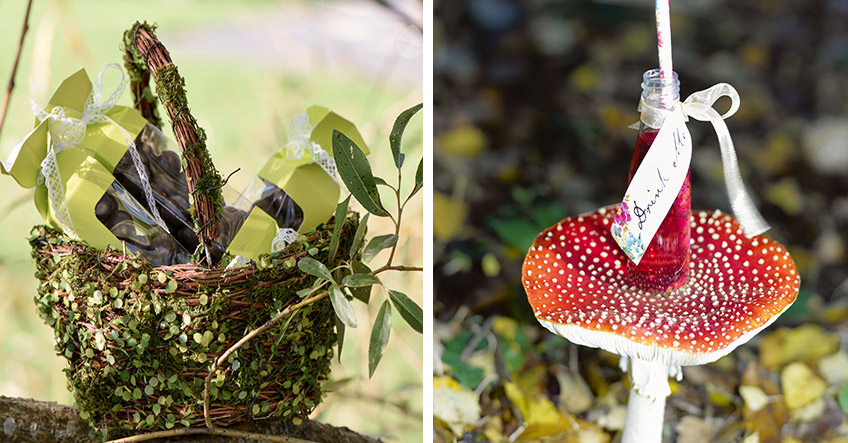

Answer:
[0,396,380,443]
[0,0,34,139]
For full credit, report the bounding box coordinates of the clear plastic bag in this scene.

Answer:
[94,180,190,266]
[111,124,199,254]
[242,177,304,231]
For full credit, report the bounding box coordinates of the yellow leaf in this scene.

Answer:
[818,351,848,385]
[759,325,839,370]
[556,367,594,414]
[433,192,467,241]
[739,385,769,412]
[482,252,501,277]
[706,383,733,407]
[437,123,485,157]
[503,381,576,439]
[675,415,718,443]
[765,177,803,215]
[781,362,826,410]
[788,397,825,423]
[492,316,519,342]
[571,64,598,92]
[433,376,481,436]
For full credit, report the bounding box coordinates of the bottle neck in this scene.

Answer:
[639,69,680,130]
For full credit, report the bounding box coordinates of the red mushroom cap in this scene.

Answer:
[522,205,799,366]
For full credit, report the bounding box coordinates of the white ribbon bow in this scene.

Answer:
[32,63,169,238]
[271,228,299,253]
[637,83,770,238]
[283,112,339,184]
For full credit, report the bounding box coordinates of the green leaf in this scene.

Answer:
[368,300,392,378]
[410,157,423,199]
[332,130,389,217]
[335,315,345,364]
[388,290,423,333]
[350,261,373,303]
[362,234,398,262]
[298,257,333,282]
[328,196,350,263]
[330,285,357,328]
[296,280,323,298]
[342,274,381,288]
[839,383,848,415]
[349,213,369,259]
[390,103,423,168]
[374,177,389,186]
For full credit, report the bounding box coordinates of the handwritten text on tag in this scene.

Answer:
[611,109,692,265]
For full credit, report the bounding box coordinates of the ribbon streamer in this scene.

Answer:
[32,64,170,237]
[283,113,339,184]
[637,83,770,238]
[271,227,299,253]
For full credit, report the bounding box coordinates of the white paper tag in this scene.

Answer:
[611,109,692,265]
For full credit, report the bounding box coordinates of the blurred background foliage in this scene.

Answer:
[433,0,848,441]
[0,0,422,441]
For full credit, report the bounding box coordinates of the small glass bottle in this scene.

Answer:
[627,69,690,292]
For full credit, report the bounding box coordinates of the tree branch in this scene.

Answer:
[0,396,380,443]
[0,0,35,139]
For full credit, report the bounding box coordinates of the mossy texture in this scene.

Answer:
[29,213,359,435]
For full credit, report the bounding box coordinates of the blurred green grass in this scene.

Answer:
[0,0,422,441]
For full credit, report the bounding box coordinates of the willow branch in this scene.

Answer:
[0,0,34,139]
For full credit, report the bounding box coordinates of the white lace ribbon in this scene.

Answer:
[637,83,770,237]
[271,228,298,253]
[283,112,339,184]
[32,63,170,237]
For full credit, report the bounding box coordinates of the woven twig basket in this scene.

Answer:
[29,22,357,435]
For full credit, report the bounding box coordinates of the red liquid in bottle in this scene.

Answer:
[626,129,691,292]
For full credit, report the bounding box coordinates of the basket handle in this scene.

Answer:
[123,22,223,266]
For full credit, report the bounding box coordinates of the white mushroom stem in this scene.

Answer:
[621,357,681,443]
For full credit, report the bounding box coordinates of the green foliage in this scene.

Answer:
[332,130,389,217]
[839,383,848,416]
[389,103,423,168]
[368,301,392,378]
[362,234,398,261]
[328,196,350,262]
[329,285,357,329]
[388,290,423,333]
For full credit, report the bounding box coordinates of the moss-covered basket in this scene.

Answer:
[29,213,359,435]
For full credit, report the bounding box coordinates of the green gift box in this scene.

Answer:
[30,148,188,266]
[2,67,149,187]
[257,105,369,234]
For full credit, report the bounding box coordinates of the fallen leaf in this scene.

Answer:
[741,361,789,442]
[557,367,594,414]
[675,415,719,443]
[759,325,839,371]
[594,405,626,431]
[706,383,734,407]
[503,381,576,439]
[781,362,827,410]
[743,432,761,443]
[438,122,486,157]
[789,397,825,423]
[818,352,848,386]
[740,385,770,412]
[433,192,468,241]
[433,376,482,436]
